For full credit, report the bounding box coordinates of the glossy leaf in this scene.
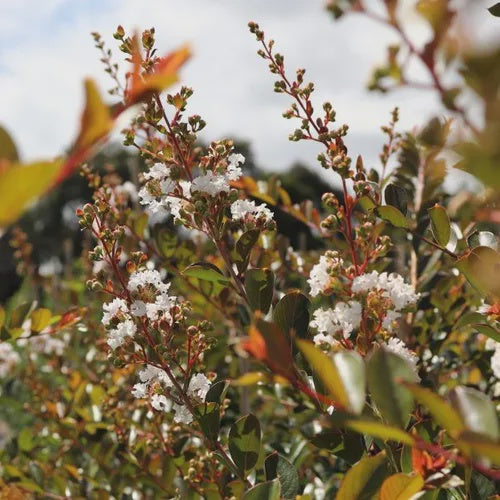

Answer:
[405,384,465,437]
[333,351,366,415]
[243,479,280,500]
[380,473,424,500]
[244,318,297,380]
[345,419,415,446]
[195,402,220,442]
[429,204,451,247]
[205,379,229,403]
[367,348,418,428]
[385,184,408,215]
[228,414,262,478]
[456,246,500,298]
[272,290,310,339]
[467,231,498,251]
[183,262,230,285]
[488,3,500,16]
[336,451,387,500]
[450,386,499,440]
[376,205,409,228]
[296,340,349,410]
[9,303,32,329]
[245,268,274,313]
[234,229,260,273]
[264,452,299,499]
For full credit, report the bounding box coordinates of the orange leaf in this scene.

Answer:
[126,34,190,105]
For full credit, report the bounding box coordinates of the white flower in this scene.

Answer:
[382,310,401,333]
[226,153,245,181]
[102,298,129,326]
[191,171,230,197]
[188,373,211,400]
[352,271,419,311]
[486,338,497,351]
[351,271,379,293]
[491,343,500,379]
[131,300,147,317]
[308,254,343,297]
[107,319,137,350]
[128,269,164,292]
[173,403,193,424]
[0,343,20,378]
[230,199,273,223]
[151,394,171,412]
[28,335,66,356]
[131,383,148,399]
[385,338,419,374]
[138,365,171,386]
[310,301,362,340]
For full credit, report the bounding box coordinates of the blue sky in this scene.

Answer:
[0,0,497,189]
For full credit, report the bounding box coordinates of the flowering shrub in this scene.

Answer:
[0,2,499,498]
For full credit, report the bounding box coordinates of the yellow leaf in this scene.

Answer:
[0,159,63,227]
[296,339,349,410]
[75,79,113,151]
[380,473,424,500]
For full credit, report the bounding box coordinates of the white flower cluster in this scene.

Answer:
[311,300,362,344]
[101,270,175,350]
[230,199,274,224]
[139,154,245,218]
[132,366,211,424]
[192,153,244,197]
[308,253,344,297]
[384,338,419,375]
[351,270,420,332]
[0,343,20,378]
[486,339,500,379]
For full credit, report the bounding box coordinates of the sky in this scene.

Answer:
[0,0,498,188]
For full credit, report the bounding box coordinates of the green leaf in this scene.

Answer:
[367,348,418,428]
[243,479,281,500]
[488,3,500,16]
[376,205,409,228]
[473,323,500,342]
[384,184,408,215]
[245,268,274,313]
[336,451,388,500]
[272,290,310,339]
[310,430,343,450]
[224,480,245,499]
[0,125,19,162]
[183,262,230,285]
[0,306,5,329]
[18,427,35,452]
[195,402,220,442]
[457,432,500,466]
[467,231,498,251]
[380,473,424,500]
[264,452,299,499]
[30,308,52,333]
[344,419,415,446]
[132,212,149,239]
[205,379,229,404]
[405,384,465,438]
[234,229,260,273]
[456,246,500,298]
[9,302,32,329]
[454,312,485,329]
[450,386,499,440]
[333,351,366,415]
[296,340,349,410]
[429,204,451,247]
[229,414,262,478]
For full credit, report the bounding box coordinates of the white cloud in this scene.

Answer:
[0,0,497,187]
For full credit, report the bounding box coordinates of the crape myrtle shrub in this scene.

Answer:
[0,1,499,498]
